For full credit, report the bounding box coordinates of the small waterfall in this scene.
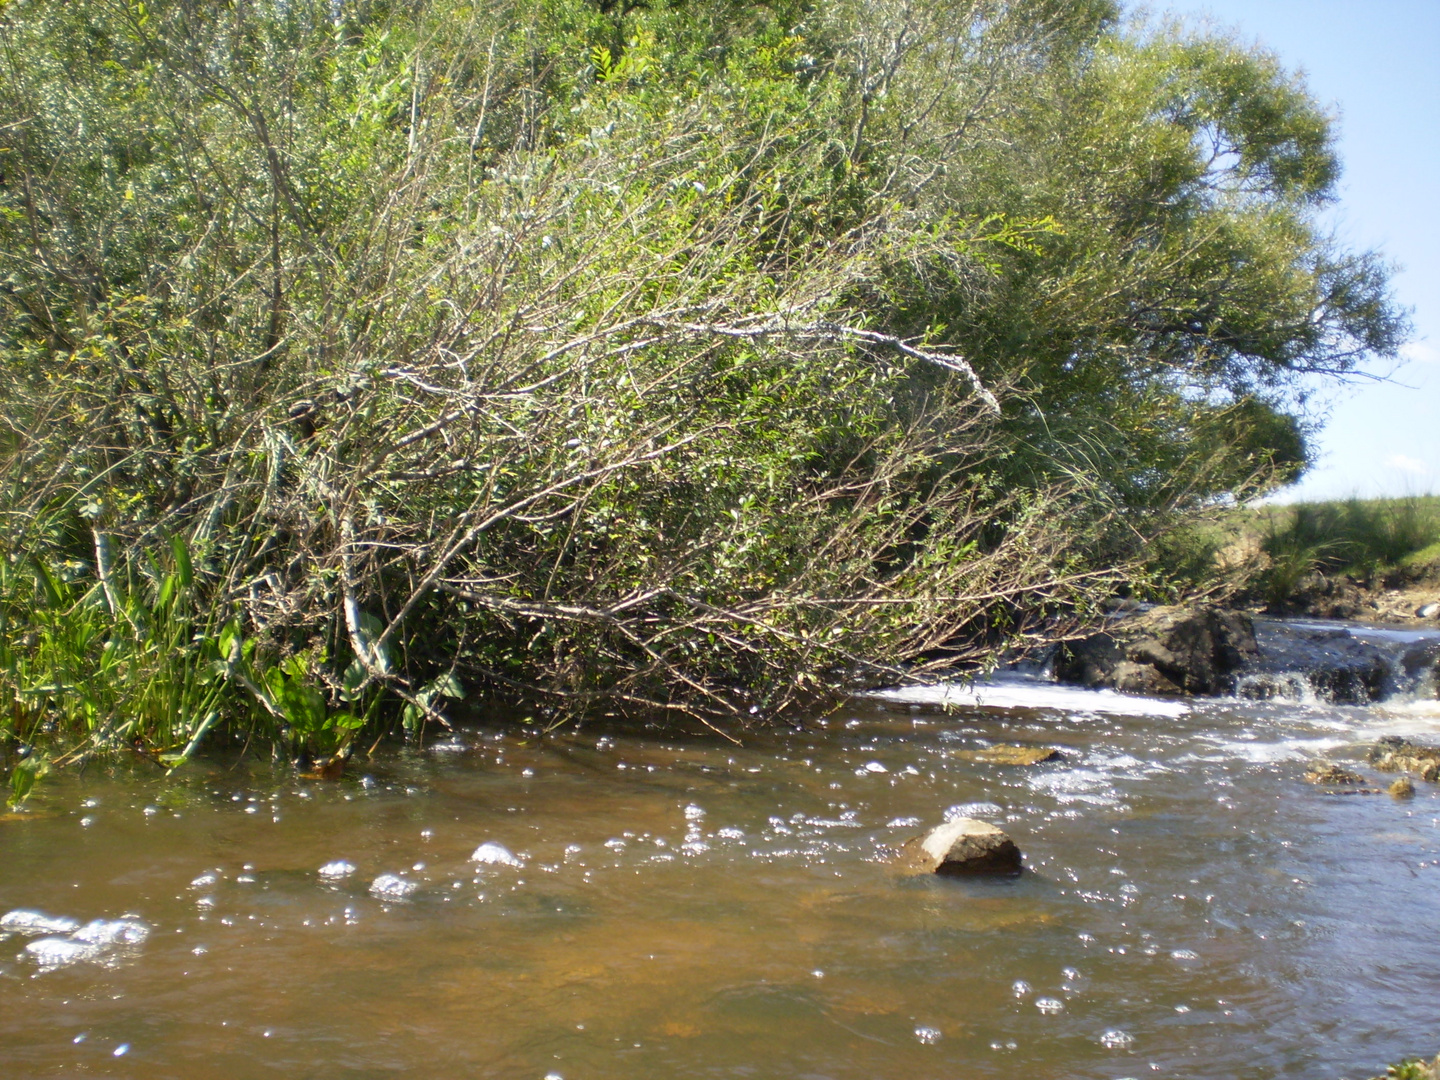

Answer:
[1238,618,1440,705]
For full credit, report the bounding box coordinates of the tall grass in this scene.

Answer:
[1253,496,1440,603]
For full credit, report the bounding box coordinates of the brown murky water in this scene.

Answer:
[3,670,1440,1079]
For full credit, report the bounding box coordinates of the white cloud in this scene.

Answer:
[1385,454,1431,475]
[1399,341,1440,366]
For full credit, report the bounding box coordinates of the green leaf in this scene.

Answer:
[340,658,368,703]
[328,711,365,734]
[427,672,464,700]
[218,619,241,662]
[170,534,194,589]
[30,558,64,609]
[354,611,393,674]
[7,754,49,808]
[157,572,177,611]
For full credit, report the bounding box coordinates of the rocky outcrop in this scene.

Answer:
[1242,622,1393,704]
[900,819,1023,876]
[1054,605,1258,697]
[1056,607,1439,705]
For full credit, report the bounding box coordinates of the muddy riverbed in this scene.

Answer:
[3,630,1440,1078]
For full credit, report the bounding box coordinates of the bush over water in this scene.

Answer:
[0,0,1406,784]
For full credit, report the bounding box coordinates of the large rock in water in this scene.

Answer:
[903,819,1023,876]
[1054,604,1258,696]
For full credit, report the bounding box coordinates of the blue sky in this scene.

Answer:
[1146,0,1439,501]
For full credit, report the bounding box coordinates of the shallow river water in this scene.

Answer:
[4,642,1440,1078]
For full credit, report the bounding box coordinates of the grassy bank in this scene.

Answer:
[1247,496,1440,609]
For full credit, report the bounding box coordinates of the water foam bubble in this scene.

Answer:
[470,842,523,867]
[1,910,82,936]
[22,938,102,968]
[368,874,418,900]
[72,919,149,946]
[318,861,357,879]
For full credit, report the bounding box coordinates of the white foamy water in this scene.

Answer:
[1197,735,1350,765]
[318,861,357,879]
[1026,768,1122,807]
[871,675,1191,718]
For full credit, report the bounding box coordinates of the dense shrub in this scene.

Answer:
[0,0,1405,776]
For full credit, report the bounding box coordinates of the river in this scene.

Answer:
[2,619,1439,1078]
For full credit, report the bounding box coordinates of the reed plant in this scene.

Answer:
[0,530,392,804]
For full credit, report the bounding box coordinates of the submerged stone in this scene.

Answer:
[1303,762,1367,785]
[957,745,1065,766]
[1389,776,1416,798]
[1367,737,1440,783]
[902,818,1023,876]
